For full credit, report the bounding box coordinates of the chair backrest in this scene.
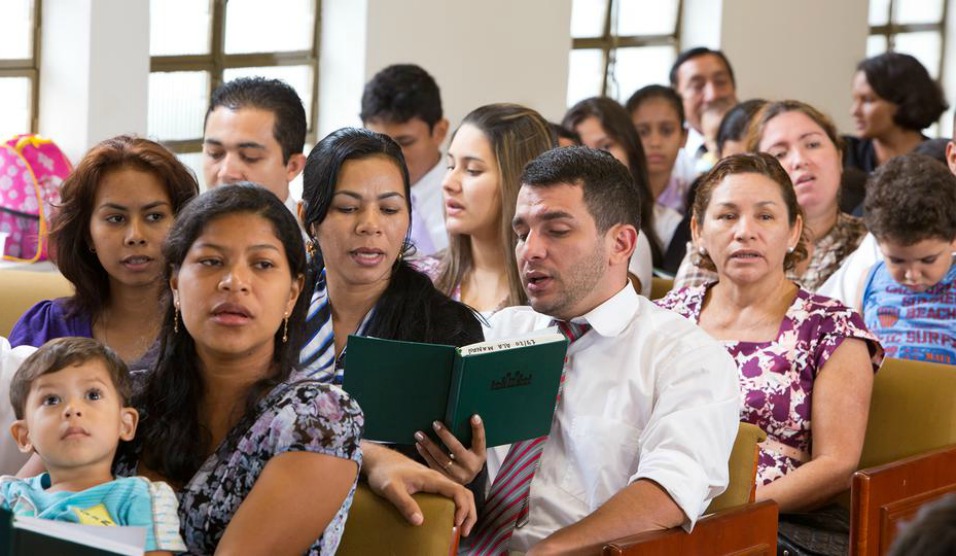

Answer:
[337,483,460,556]
[706,421,766,514]
[858,358,956,470]
[850,445,956,556]
[846,358,956,555]
[603,500,779,556]
[650,277,674,300]
[0,269,73,337]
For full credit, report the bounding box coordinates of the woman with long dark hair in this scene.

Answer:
[299,127,483,382]
[298,127,483,534]
[120,184,363,554]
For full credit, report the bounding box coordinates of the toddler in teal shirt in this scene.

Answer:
[1,337,185,554]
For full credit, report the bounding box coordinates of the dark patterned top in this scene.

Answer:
[115,380,364,555]
[657,285,883,485]
[673,212,867,293]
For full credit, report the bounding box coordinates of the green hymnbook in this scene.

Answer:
[343,332,568,447]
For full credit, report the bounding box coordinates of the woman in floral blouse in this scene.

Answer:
[674,100,867,292]
[116,184,364,555]
[657,153,883,514]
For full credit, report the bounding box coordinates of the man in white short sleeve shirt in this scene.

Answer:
[468,146,740,554]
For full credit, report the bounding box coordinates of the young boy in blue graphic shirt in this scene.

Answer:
[860,154,956,364]
[1,337,185,554]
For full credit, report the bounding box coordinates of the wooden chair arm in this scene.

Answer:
[602,500,779,556]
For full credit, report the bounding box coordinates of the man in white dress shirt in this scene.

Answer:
[202,77,308,226]
[669,47,739,180]
[469,146,740,554]
[362,64,450,257]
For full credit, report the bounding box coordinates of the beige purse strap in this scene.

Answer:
[760,437,811,464]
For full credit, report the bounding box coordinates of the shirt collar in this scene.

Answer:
[684,127,706,157]
[284,193,310,240]
[567,283,639,338]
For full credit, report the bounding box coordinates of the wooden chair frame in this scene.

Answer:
[850,444,956,556]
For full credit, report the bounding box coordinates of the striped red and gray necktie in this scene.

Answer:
[461,320,591,555]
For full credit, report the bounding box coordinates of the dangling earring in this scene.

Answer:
[173,304,180,334]
[306,238,317,259]
[282,314,289,343]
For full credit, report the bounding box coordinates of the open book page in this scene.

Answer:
[14,514,146,555]
[458,330,564,357]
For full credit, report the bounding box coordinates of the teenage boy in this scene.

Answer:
[361,64,450,256]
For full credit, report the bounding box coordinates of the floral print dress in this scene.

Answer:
[115,379,364,555]
[657,284,883,485]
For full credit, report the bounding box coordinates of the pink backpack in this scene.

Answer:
[0,134,73,262]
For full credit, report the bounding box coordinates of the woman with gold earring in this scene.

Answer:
[298,127,485,535]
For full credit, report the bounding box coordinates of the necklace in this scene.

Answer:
[95,307,159,363]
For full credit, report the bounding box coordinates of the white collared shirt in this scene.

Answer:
[672,127,706,186]
[283,191,310,241]
[408,159,449,257]
[816,232,881,311]
[628,233,653,298]
[0,337,37,474]
[485,285,740,552]
[653,203,683,250]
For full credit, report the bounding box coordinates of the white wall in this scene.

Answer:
[319,0,573,138]
[680,0,723,52]
[39,0,931,163]
[942,1,956,138]
[40,0,149,163]
[322,0,875,140]
[709,0,869,135]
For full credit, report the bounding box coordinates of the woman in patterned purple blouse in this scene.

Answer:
[115,184,364,555]
[657,153,883,515]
